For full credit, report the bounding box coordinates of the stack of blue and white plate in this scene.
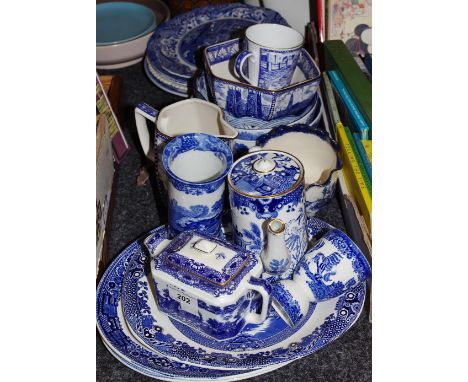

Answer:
[96,217,367,381]
[144,3,288,97]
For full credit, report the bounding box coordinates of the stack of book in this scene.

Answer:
[321,39,372,260]
[305,20,372,320]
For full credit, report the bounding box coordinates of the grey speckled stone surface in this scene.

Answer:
[96,61,371,382]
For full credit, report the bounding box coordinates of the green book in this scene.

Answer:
[324,40,372,131]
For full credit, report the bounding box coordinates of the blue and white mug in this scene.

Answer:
[162,133,233,238]
[271,228,371,326]
[234,23,304,90]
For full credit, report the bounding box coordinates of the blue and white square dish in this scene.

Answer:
[204,38,321,121]
[151,230,271,340]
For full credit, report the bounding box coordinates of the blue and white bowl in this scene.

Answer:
[204,38,321,122]
[252,125,342,217]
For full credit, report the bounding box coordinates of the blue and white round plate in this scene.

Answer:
[97,233,288,380]
[144,58,188,98]
[100,335,288,381]
[119,218,366,371]
[145,3,288,95]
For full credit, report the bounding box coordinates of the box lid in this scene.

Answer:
[228,151,304,198]
[154,231,256,296]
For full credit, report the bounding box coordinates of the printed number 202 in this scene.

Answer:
[177,294,191,304]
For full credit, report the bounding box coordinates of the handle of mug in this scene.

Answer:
[234,51,255,84]
[244,277,271,325]
[134,102,159,161]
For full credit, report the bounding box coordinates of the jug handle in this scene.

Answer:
[248,145,262,153]
[134,102,159,161]
[244,277,271,325]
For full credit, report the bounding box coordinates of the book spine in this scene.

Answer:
[322,72,341,127]
[353,132,372,179]
[317,0,324,43]
[324,40,372,126]
[362,140,372,166]
[96,75,129,163]
[337,123,372,229]
[336,178,372,256]
[343,125,372,194]
[329,70,370,140]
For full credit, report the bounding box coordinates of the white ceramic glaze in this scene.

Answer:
[254,131,336,185]
[234,24,304,90]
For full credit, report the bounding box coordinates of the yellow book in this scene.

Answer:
[336,123,372,230]
[361,139,372,166]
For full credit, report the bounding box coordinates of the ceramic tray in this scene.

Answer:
[122,218,365,370]
[97,235,290,381]
[97,218,366,379]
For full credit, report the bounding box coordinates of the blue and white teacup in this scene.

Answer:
[162,133,233,238]
[271,228,371,326]
[234,23,304,90]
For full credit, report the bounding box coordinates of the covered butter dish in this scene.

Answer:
[151,230,271,340]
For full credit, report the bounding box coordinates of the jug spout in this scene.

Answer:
[260,219,291,276]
